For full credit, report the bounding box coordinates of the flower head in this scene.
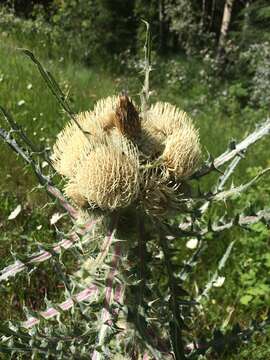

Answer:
[52,96,118,177]
[52,96,201,214]
[52,96,140,211]
[141,102,201,178]
[65,135,140,210]
[139,169,190,217]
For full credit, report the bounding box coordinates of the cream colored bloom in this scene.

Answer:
[141,102,201,178]
[52,96,141,210]
[52,112,92,178]
[52,96,201,214]
[52,96,119,178]
[64,134,140,210]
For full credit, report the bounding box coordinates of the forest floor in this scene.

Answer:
[0,31,270,359]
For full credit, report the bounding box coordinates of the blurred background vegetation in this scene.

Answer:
[0,0,270,358]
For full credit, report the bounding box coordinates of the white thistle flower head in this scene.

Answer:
[52,95,140,178]
[52,96,121,177]
[141,102,201,179]
[52,96,201,214]
[64,134,140,210]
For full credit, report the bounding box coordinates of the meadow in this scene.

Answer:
[0,21,270,359]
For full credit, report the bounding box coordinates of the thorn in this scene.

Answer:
[228,139,237,150]
[233,214,240,225]
[237,150,246,159]
[208,218,212,232]
[213,164,224,175]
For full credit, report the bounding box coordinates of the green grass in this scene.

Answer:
[0,34,123,192]
[0,30,270,359]
[0,34,120,323]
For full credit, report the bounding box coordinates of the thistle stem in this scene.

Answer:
[20,49,91,141]
[159,229,186,360]
[92,214,122,360]
[137,212,147,307]
[140,20,152,117]
[192,117,270,179]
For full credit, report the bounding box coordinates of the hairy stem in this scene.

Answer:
[140,20,151,117]
[192,118,270,179]
[159,229,186,360]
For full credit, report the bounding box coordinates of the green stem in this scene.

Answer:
[137,212,147,307]
[20,49,91,141]
[159,229,186,360]
[140,20,151,117]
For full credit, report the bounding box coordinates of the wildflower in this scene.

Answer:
[52,95,140,178]
[52,96,140,210]
[52,96,200,214]
[141,102,201,179]
[17,100,25,106]
[186,238,198,249]
[65,136,140,210]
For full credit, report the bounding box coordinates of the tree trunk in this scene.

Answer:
[217,0,235,59]
[201,0,206,29]
[241,0,250,46]
[209,0,216,31]
[159,0,166,53]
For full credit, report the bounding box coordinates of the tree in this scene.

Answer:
[164,0,198,53]
[158,0,167,52]
[217,0,235,59]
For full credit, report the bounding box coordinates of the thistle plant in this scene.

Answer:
[0,24,270,360]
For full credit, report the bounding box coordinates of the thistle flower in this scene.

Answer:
[52,112,92,178]
[52,96,200,214]
[141,102,201,178]
[52,95,142,211]
[52,96,118,177]
[52,95,140,178]
[64,134,140,210]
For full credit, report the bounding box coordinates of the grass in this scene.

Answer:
[0,34,119,323]
[0,30,270,359]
